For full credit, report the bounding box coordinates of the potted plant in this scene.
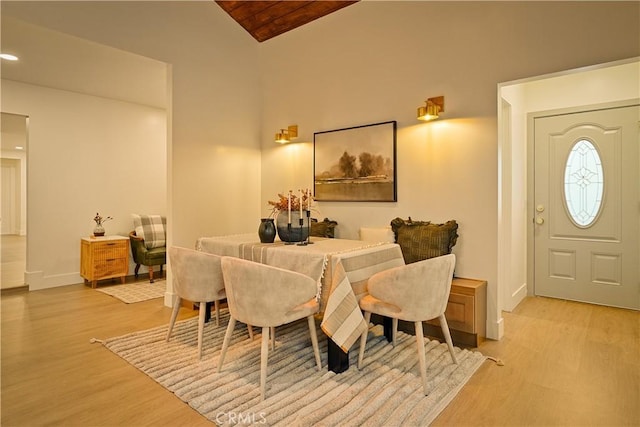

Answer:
[92,212,113,237]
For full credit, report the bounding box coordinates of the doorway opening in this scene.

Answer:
[497,57,639,315]
[1,112,28,290]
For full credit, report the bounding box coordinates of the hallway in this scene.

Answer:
[1,234,26,289]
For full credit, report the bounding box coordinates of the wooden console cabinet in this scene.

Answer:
[425,277,487,347]
[80,236,129,288]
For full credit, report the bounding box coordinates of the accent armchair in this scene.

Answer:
[129,214,167,283]
[166,247,227,360]
[129,231,166,283]
[357,253,458,395]
[218,256,322,401]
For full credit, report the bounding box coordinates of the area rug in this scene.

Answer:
[102,310,486,426]
[96,280,165,303]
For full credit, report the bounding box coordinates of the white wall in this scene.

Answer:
[1,80,167,289]
[1,2,262,301]
[499,59,640,312]
[1,1,263,248]
[258,1,640,339]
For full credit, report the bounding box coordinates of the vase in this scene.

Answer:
[276,210,309,242]
[93,224,105,237]
[258,218,276,243]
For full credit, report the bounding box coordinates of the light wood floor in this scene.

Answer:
[1,234,26,290]
[1,284,638,426]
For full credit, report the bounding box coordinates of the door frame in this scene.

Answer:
[526,100,639,302]
[497,57,639,326]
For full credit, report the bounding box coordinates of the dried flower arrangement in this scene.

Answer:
[268,190,314,218]
[93,212,113,226]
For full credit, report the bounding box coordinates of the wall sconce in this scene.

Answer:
[275,125,298,143]
[417,96,445,121]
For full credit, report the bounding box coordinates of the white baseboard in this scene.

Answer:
[26,271,83,290]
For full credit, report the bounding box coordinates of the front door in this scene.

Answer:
[533,104,639,310]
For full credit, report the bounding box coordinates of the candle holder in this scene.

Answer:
[297,217,308,246]
[305,210,314,244]
[285,223,295,245]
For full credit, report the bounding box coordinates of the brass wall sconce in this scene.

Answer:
[275,125,298,143]
[417,96,445,121]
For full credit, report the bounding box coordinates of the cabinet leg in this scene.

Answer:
[92,280,97,289]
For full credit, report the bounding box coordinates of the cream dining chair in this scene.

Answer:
[167,247,252,360]
[357,253,458,395]
[218,256,322,401]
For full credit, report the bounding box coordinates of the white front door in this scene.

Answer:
[533,104,639,310]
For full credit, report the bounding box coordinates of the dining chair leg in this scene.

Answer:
[307,316,322,370]
[270,326,275,351]
[248,324,254,340]
[415,321,428,395]
[392,317,398,346]
[217,317,236,372]
[198,301,207,360]
[357,311,372,369]
[439,314,458,364]
[166,296,181,341]
[260,326,270,401]
[214,300,221,327]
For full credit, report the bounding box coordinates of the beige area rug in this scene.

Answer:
[96,280,165,304]
[103,310,486,426]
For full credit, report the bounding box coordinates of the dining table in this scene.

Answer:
[196,233,405,372]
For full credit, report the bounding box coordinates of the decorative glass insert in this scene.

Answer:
[564,139,604,227]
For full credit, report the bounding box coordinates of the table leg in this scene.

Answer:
[204,302,212,323]
[327,339,349,373]
[383,316,393,342]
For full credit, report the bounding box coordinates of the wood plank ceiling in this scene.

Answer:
[215,1,359,42]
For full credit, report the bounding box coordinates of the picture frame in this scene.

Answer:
[314,120,397,202]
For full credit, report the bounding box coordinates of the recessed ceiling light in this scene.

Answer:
[0,53,19,61]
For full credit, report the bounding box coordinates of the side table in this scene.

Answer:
[80,236,129,288]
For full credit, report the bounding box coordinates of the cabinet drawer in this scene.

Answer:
[427,292,475,333]
[92,241,128,258]
[93,257,128,277]
[443,293,475,333]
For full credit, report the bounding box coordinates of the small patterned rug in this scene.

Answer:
[96,280,165,303]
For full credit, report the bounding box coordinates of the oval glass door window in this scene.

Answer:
[563,139,604,227]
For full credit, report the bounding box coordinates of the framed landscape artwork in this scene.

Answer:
[314,121,397,202]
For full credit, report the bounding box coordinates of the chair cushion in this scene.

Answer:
[144,246,167,264]
[310,218,338,238]
[359,226,395,243]
[133,214,166,249]
[390,217,458,264]
[359,294,402,317]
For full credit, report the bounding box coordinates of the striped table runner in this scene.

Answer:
[320,244,405,352]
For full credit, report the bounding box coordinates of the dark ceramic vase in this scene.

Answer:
[276,211,309,242]
[258,218,276,243]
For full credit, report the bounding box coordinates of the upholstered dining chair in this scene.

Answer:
[218,256,322,401]
[357,253,458,395]
[167,247,251,360]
